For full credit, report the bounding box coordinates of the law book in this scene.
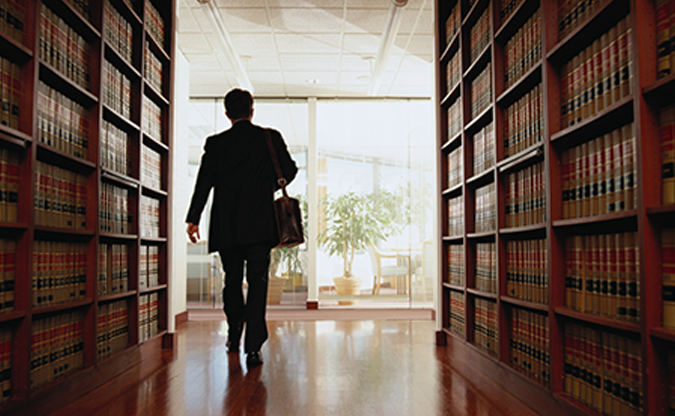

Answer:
[664,228,675,330]
[659,0,672,78]
[612,128,624,212]
[616,233,628,320]
[621,124,636,211]
[0,57,10,127]
[662,105,675,205]
[97,303,107,359]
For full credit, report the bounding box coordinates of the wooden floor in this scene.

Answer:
[49,320,541,416]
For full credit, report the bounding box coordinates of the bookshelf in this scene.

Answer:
[435,0,675,415]
[0,0,174,413]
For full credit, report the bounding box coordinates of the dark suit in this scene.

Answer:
[186,119,298,353]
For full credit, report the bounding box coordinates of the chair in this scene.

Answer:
[367,244,410,295]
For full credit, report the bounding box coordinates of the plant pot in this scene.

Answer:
[333,277,362,306]
[267,277,285,305]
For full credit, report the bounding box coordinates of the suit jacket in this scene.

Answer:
[185,120,298,253]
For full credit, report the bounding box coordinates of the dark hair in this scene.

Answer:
[224,89,253,119]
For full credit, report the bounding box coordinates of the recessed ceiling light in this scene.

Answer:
[357,75,371,82]
[305,78,321,84]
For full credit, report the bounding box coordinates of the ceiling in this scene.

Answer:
[176,0,434,98]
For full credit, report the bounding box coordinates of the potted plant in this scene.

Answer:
[319,189,403,304]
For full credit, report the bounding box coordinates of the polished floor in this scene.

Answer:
[51,320,540,416]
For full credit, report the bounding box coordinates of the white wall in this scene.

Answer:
[169,48,190,331]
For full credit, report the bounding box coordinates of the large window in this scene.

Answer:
[184,98,435,310]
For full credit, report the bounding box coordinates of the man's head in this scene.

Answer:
[224,89,253,121]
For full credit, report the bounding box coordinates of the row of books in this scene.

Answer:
[560,16,632,128]
[447,146,462,189]
[141,145,162,190]
[39,3,90,90]
[140,195,160,238]
[561,123,636,219]
[659,104,675,205]
[445,51,461,94]
[139,293,159,343]
[0,148,18,223]
[139,244,160,289]
[0,328,10,403]
[559,0,609,40]
[36,81,90,160]
[565,232,640,323]
[0,0,25,43]
[470,62,492,120]
[504,84,544,158]
[34,161,87,230]
[101,119,131,176]
[104,0,133,64]
[563,322,642,415]
[474,297,498,357]
[472,122,494,177]
[32,241,87,308]
[0,239,14,314]
[509,308,549,387]
[447,244,464,286]
[504,8,541,89]
[475,242,496,294]
[142,96,162,141]
[30,311,85,389]
[144,1,165,49]
[446,98,462,140]
[506,238,548,304]
[469,6,491,64]
[64,0,91,20]
[657,0,675,79]
[669,349,675,415]
[97,299,129,361]
[102,59,132,120]
[99,182,132,235]
[144,42,163,93]
[0,56,20,130]
[662,228,675,330]
[504,160,546,228]
[500,0,524,22]
[449,289,465,336]
[447,194,463,237]
[475,181,496,233]
[444,2,460,45]
[97,243,129,296]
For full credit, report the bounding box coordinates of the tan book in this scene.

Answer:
[607,24,619,108]
[599,234,609,315]
[617,17,629,100]
[616,233,627,320]
[607,233,618,319]
[600,31,610,112]
[612,129,624,212]
[9,61,19,130]
[581,141,590,217]
[584,235,594,312]
[593,38,603,114]
[664,228,675,329]
[561,62,570,128]
[621,124,636,210]
[1,57,10,127]
[663,105,675,205]
[5,149,17,223]
[604,133,615,213]
[572,53,581,125]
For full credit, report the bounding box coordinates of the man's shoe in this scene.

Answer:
[246,351,263,367]
[226,322,244,353]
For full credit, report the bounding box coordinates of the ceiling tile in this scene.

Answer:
[340,54,373,72]
[347,0,391,9]
[248,71,285,84]
[395,34,433,55]
[279,54,341,71]
[177,33,214,54]
[250,84,287,96]
[269,8,344,33]
[184,7,214,33]
[344,9,387,34]
[267,0,347,7]
[219,8,271,33]
[274,34,341,53]
[177,8,202,34]
[212,0,267,7]
[339,72,371,85]
[245,56,282,71]
[283,71,339,85]
[230,34,278,55]
[342,33,380,55]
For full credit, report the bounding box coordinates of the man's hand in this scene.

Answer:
[187,223,200,243]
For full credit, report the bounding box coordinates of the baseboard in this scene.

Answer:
[175,310,189,328]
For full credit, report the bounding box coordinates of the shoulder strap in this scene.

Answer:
[264,129,289,196]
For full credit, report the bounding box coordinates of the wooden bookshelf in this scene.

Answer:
[0,0,174,413]
[435,0,675,415]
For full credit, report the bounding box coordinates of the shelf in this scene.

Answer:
[144,81,169,107]
[647,204,675,217]
[98,291,137,302]
[442,235,464,243]
[441,131,462,152]
[650,327,675,344]
[464,43,492,81]
[0,311,26,324]
[36,143,97,173]
[466,288,497,300]
[553,307,641,334]
[34,226,96,239]
[39,61,98,109]
[494,0,541,43]
[139,329,168,346]
[104,41,142,80]
[466,168,494,187]
[101,170,140,189]
[499,223,546,235]
[98,233,138,241]
[43,0,101,42]
[496,63,542,107]
[546,0,630,66]
[463,0,491,28]
[443,283,465,291]
[32,298,94,316]
[440,29,460,62]
[0,31,33,64]
[643,72,675,107]
[141,185,168,198]
[146,32,170,62]
[442,182,462,197]
[549,96,634,149]
[497,142,544,173]
[501,296,548,312]
[139,284,168,295]
[0,125,32,148]
[464,104,493,134]
[440,81,461,107]
[112,0,143,25]
[103,105,141,133]
[552,210,637,231]
[0,222,29,233]
[143,133,169,152]
[466,231,496,240]
[140,237,168,244]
